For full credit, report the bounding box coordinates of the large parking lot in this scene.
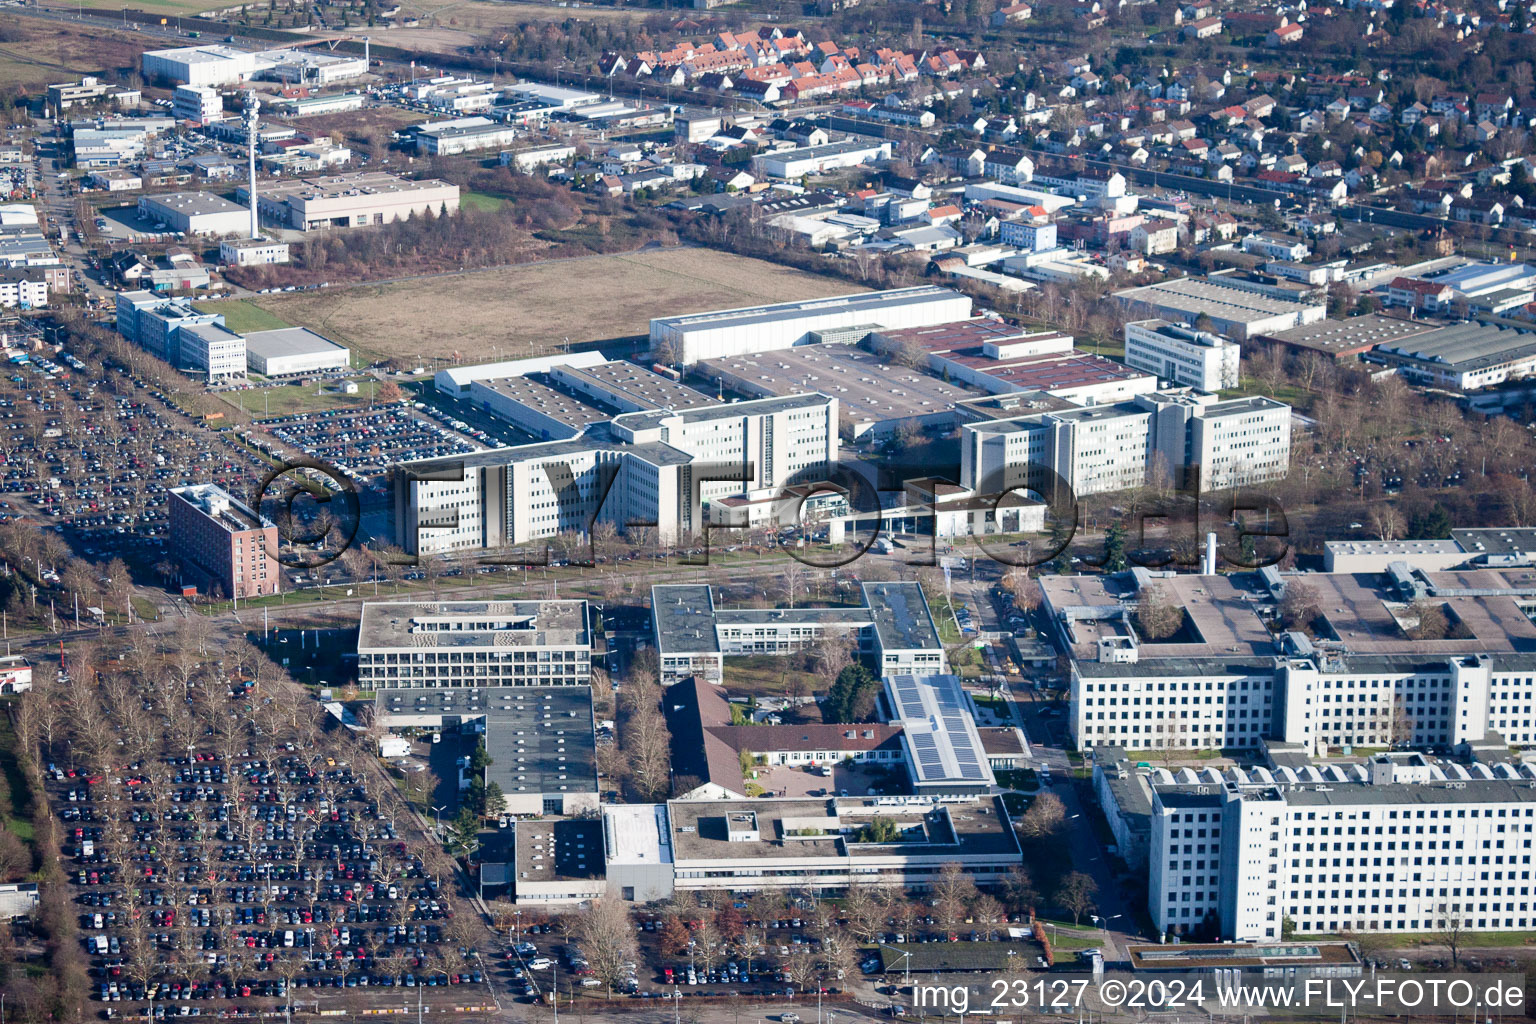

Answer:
[250,407,484,480]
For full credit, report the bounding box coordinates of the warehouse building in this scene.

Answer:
[1113,276,1326,340]
[275,92,365,117]
[1254,314,1439,361]
[651,286,972,365]
[1123,319,1241,391]
[137,192,249,236]
[376,684,599,817]
[697,343,978,439]
[465,360,714,440]
[244,327,350,377]
[142,45,260,86]
[962,389,1291,497]
[1367,320,1536,391]
[752,139,892,179]
[239,172,459,231]
[414,117,523,156]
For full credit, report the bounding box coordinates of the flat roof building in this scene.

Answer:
[467,361,714,440]
[885,673,996,795]
[142,45,260,86]
[415,118,523,156]
[138,192,249,237]
[1368,320,1536,391]
[1124,319,1241,392]
[698,343,978,439]
[168,483,278,599]
[358,599,591,690]
[377,685,598,816]
[244,327,350,377]
[650,286,972,365]
[508,818,607,905]
[1256,314,1440,360]
[1114,276,1327,340]
[603,804,674,902]
[240,172,459,231]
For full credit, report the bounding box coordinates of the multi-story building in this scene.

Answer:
[1124,319,1241,391]
[358,599,591,690]
[0,269,48,309]
[1046,564,1536,754]
[397,393,837,554]
[1140,754,1536,939]
[652,581,945,685]
[999,219,1057,252]
[176,322,247,383]
[117,292,225,367]
[47,77,142,110]
[168,484,279,599]
[171,84,223,125]
[142,45,259,86]
[961,389,1291,497]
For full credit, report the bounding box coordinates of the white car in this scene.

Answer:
[528,958,553,970]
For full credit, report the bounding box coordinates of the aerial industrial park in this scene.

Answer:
[4,0,1536,1021]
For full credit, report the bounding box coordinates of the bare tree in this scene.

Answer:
[1055,872,1098,925]
[577,899,640,997]
[1434,904,1466,967]
[1017,791,1067,839]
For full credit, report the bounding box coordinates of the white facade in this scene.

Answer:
[752,140,891,179]
[1148,759,1536,939]
[501,145,577,172]
[171,85,223,125]
[651,286,972,365]
[0,270,47,309]
[219,237,291,267]
[178,323,247,383]
[961,390,1291,498]
[244,328,350,376]
[142,46,259,87]
[1125,319,1241,391]
[138,192,249,236]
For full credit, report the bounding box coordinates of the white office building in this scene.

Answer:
[177,322,247,383]
[171,84,223,125]
[1124,319,1241,391]
[397,393,837,554]
[357,599,592,690]
[961,390,1291,498]
[650,286,972,365]
[1144,755,1536,940]
[1045,564,1536,754]
[219,237,290,267]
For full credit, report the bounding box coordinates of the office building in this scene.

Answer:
[168,484,279,599]
[357,599,592,690]
[651,286,972,365]
[1044,564,1536,755]
[255,48,367,84]
[177,322,247,383]
[239,172,459,231]
[1141,755,1536,939]
[1114,277,1326,340]
[652,581,945,686]
[243,327,350,377]
[999,220,1058,252]
[116,291,224,365]
[667,795,1021,894]
[962,389,1291,498]
[171,84,223,125]
[1124,319,1241,391]
[219,237,290,267]
[142,45,260,86]
[47,77,141,110]
[503,819,607,905]
[138,192,249,236]
[397,393,837,554]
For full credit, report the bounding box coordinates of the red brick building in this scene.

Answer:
[168,484,280,599]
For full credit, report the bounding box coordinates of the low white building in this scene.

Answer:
[1124,319,1241,391]
[752,139,891,179]
[500,144,577,173]
[244,327,350,377]
[219,237,290,267]
[138,192,249,236]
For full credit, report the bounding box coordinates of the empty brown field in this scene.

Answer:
[0,21,147,90]
[250,246,865,366]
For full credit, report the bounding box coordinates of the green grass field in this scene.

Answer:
[219,378,378,418]
[461,191,508,213]
[196,299,293,334]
